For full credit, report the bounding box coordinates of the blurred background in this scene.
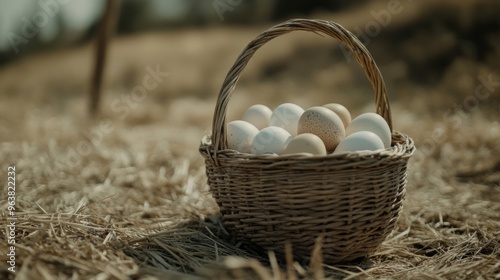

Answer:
[1,0,359,64]
[0,0,499,139]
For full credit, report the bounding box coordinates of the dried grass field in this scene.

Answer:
[1,1,499,279]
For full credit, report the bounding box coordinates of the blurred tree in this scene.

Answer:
[89,0,121,115]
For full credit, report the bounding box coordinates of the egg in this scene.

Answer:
[346,113,391,148]
[333,131,384,154]
[297,106,345,151]
[227,120,259,153]
[269,103,304,136]
[282,133,327,155]
[322,103,351,128]
[242,104,273,130]
[251,126,292,154]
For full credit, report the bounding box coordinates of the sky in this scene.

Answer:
[0,0,105,52]
[0,0,198,55]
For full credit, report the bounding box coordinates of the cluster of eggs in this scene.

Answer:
[227,103,391,156]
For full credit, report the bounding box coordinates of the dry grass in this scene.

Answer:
[1,1,500,279]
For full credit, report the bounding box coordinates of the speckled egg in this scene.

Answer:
[297,106,345,151]
[227,120,259,153]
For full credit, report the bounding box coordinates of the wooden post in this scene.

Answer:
[89,0,121,116]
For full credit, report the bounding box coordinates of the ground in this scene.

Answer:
[0,1,499,279]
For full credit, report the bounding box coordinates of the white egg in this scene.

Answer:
[346,113,392,148]
[242,104,273,130]
[323,103,351,128]
[269,103,304,136]
[251,126,292,154]
[282,133,327,155]
[333,131,384,155]
[297,106,345,151]
[227,120,259,153]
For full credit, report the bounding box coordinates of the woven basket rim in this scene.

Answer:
[200,131,414,163]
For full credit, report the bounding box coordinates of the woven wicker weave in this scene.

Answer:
[199,19,415,264]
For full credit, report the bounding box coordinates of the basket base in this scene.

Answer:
[221,214,394,264]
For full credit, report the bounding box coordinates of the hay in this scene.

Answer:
[1,1,499,279]
[123,217,357,279]
[122,215,268,273]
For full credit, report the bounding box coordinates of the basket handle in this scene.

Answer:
[212,19,392,151]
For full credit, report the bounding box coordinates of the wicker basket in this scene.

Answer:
[199,19,415,264]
